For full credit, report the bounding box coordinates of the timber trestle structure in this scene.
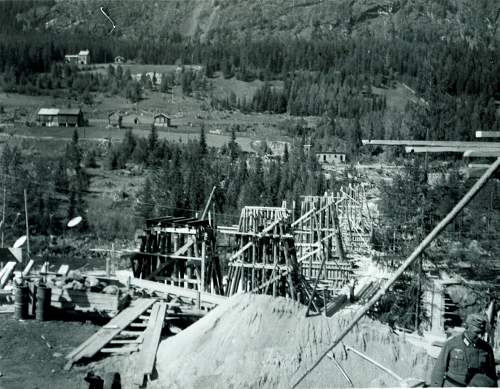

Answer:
[294,184,373,289]
[128,185,373,309]
[131,216,224,297]
[220,206,323,309]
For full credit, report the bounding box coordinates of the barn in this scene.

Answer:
[37,108,85,127]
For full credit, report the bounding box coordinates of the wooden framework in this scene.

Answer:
[298,184,372,255]
[221,206,321,308]
[131,216,224,297]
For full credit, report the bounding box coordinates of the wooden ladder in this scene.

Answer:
[64,298,165,370]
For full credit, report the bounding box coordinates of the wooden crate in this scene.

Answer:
[51,287,123,316]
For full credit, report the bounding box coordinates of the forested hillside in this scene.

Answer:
[1,0,499,144]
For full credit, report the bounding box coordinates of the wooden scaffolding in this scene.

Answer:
[293,195,352,289]
[131,216,224,296]
[221,206,322,307]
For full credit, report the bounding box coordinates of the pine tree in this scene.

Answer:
[199,123,208,156]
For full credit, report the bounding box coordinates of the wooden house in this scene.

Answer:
[316,152,347,165]
[153,113,171,128]
[38,108,84,127]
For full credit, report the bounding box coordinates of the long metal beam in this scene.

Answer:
[476,131,500,138]
[463,150,500,158]
[405,146,500,154]
[291,157,500,389]
[363,139,500,148]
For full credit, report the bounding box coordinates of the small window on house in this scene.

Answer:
[323,155,326,162]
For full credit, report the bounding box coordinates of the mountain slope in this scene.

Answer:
[14,0,500,45]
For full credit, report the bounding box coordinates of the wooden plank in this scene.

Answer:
[57,265,70,276]
[22,259,34,277]
[0,261,16,288]
[134,302,167,385]
[146,238,194,280]
[363,139,500,148]
[0,265,7,281]
[228,241,253,261]
[101,346,139,354]
[476,131,500,138]
[64,298,156,368]
[130,277,227,306]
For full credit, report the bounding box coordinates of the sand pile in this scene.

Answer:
[151,293,433,388]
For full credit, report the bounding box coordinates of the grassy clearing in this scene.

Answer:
[372,82,416,111]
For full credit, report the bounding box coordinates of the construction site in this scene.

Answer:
[0,136,499,389]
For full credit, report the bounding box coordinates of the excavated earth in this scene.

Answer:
[136,293,433,388]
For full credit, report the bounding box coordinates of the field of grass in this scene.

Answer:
[372,81,417,112]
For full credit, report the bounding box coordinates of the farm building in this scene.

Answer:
[316,151,347,164]
[108,112,123,128]
[37,108,59,127]
[64,50,90,65]
[37,108,84,127]
[153,113,171,128]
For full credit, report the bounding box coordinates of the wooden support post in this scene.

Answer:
[24,189,30,258]
[251,239,256,290]
[273,226,278,297]
[201,240,206,292]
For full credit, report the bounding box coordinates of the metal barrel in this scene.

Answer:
[14,285,29,320]
[35,286,52,321]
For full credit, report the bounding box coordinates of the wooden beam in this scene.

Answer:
[134,302,167,385]
[22,259,34,277]
[363,139,500,148]
[0,261,16,288]
[228,241,253,261]
[476,131,500,138]
[146,239,194,280]
[129,277,227,306]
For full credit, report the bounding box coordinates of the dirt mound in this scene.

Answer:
[151,294,432,388]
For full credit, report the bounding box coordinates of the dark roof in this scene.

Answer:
[58,108,82,115]
[154,113,170,119]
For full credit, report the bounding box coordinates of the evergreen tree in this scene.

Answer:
[199,123,208,156]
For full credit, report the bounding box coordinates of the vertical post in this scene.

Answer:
[1,178,5,248]
[251,240,256,290]
[415,255,422,332]
[201,240,206,292]
[24,189,30,258]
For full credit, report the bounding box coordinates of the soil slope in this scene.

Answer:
[150,293,432,388]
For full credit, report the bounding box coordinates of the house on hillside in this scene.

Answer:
[37,108,59,127]
[316,151,347,165]
[64,50,90,65]
[108,112,123,128]
[38,108,85,127]
[153,113,171,128]
[58,108,84,127]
